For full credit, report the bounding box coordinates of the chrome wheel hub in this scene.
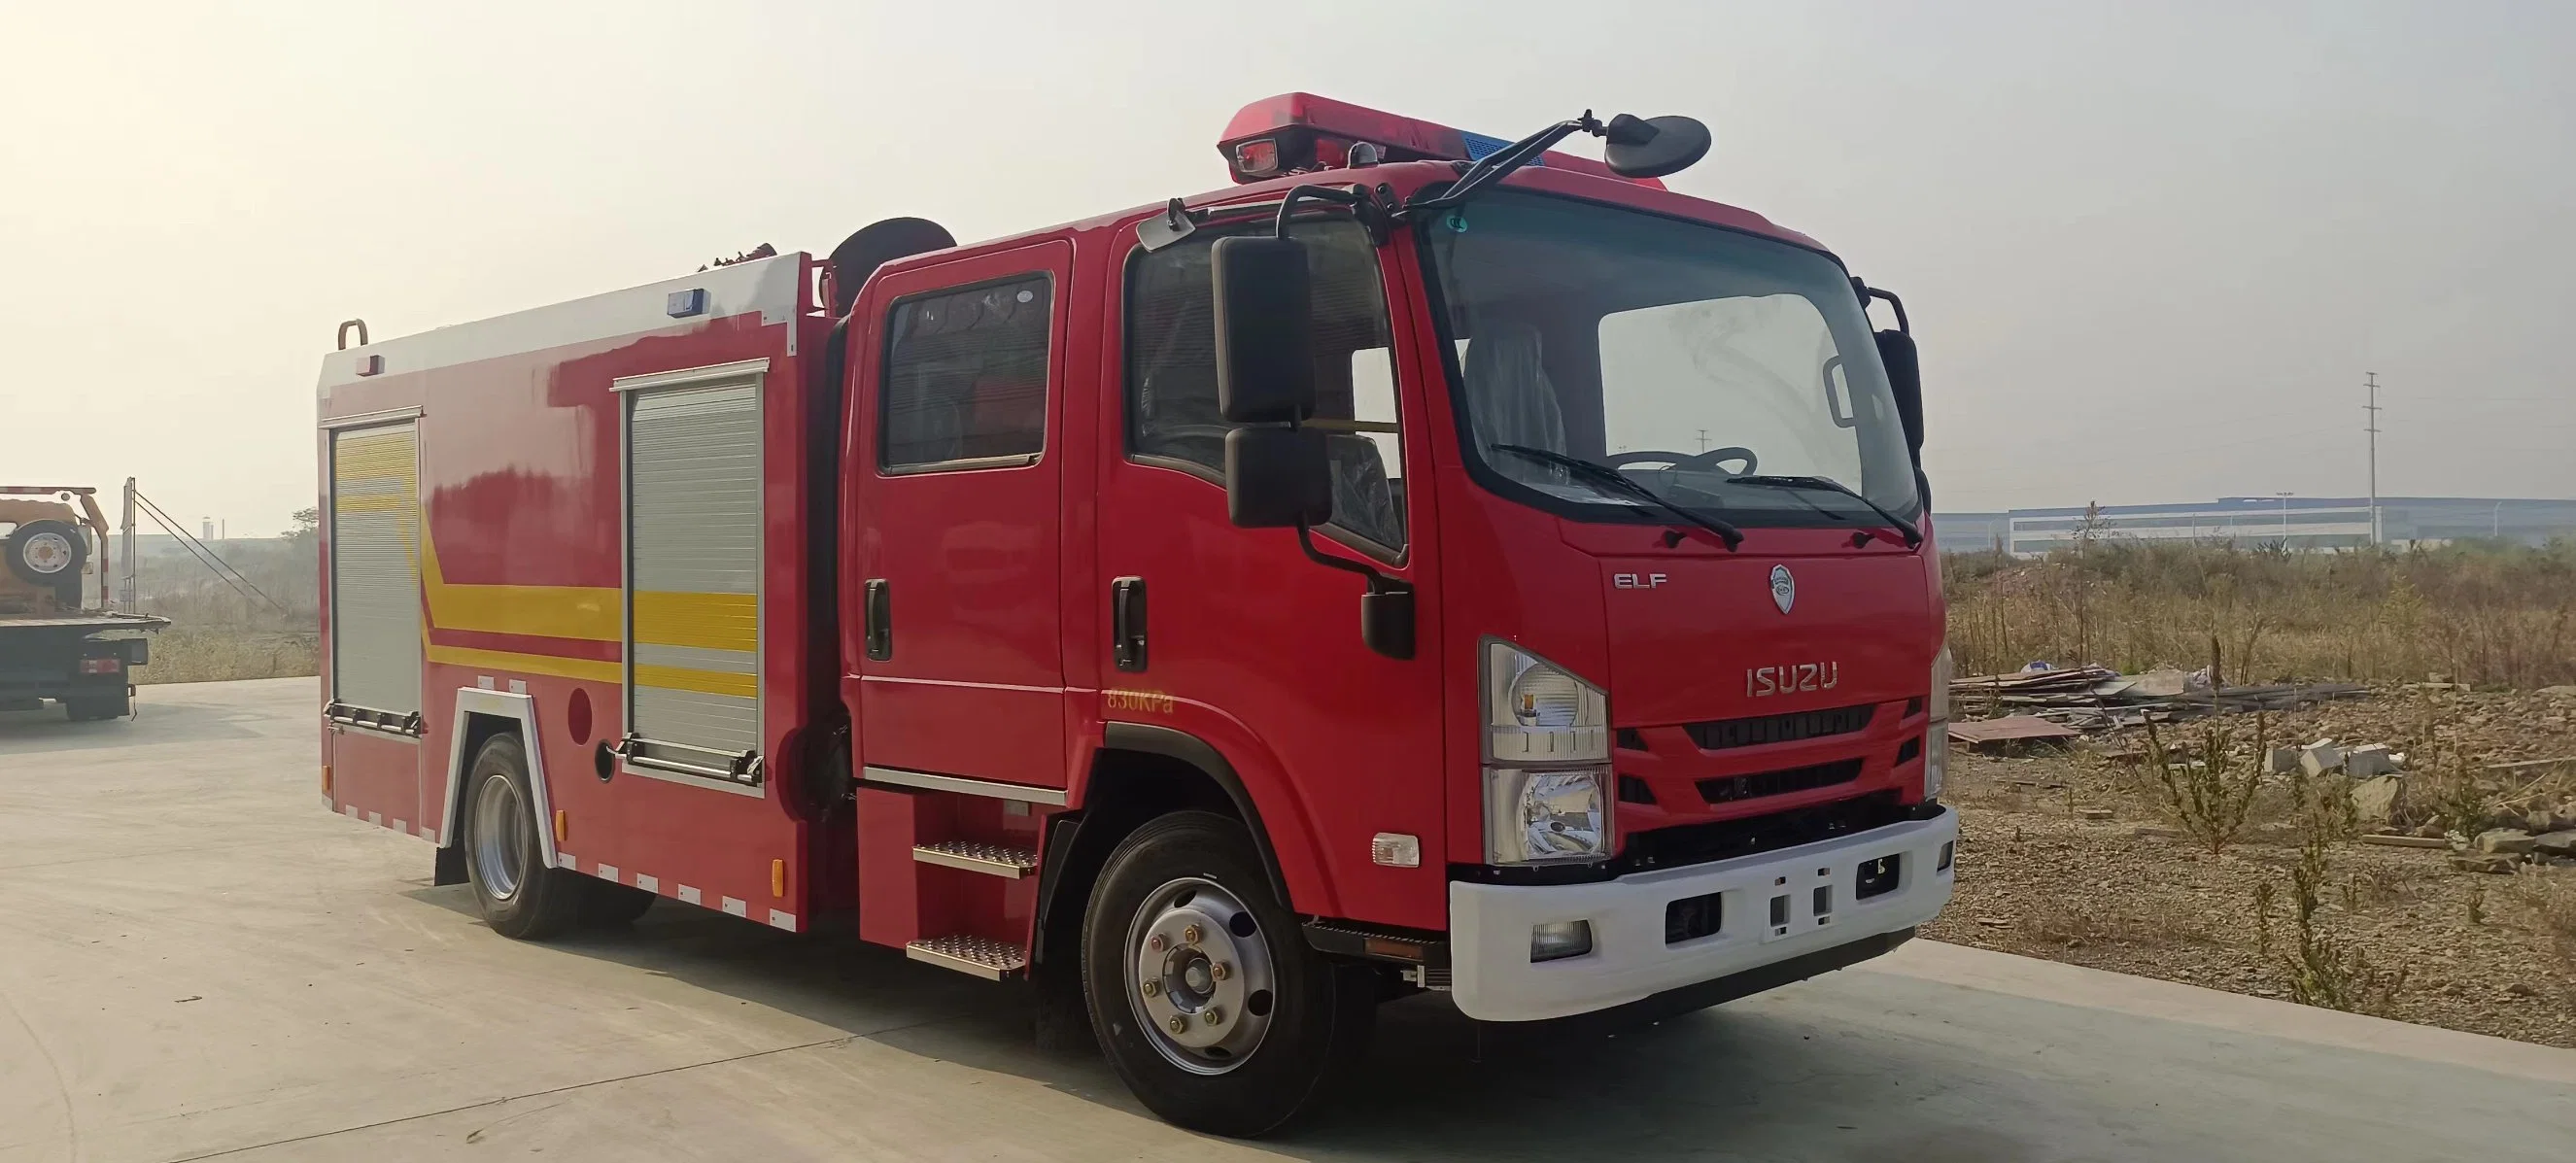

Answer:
[1123,876,1276,1075]
[471,772,528,901]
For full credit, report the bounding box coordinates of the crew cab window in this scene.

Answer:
[881,275,1051,471]
[1124,222,1405,552]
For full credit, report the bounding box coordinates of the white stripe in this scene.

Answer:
[507,679,528,695]
[635,873,659,892]
[598,864,620,881]
[720,897,748,917]
[390,819,406,834]
[418,826,439,843]
[557,851,578,870]
[767,910,797,932]
[677,885,703,905]
[476,675,494,690]
[317,256,802,392]
[366,811,381,826]
[859,674,1069,695]
[343,804,359,817]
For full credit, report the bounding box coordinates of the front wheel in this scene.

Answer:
[1082,811,1374,1137]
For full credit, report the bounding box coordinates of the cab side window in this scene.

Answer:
[1124,222,1405,551]
[881,276,1051,471]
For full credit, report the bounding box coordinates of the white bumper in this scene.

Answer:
[1449,808,1957,1022]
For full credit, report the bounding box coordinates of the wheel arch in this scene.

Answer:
[1032,723,1296,969]
[439,688,559,872]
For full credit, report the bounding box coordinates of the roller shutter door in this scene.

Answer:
[329,423,422,717]
[626,379,763,775]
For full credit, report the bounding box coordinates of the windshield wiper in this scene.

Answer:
[1727,474,1923,548]
[1491,444,1744,551]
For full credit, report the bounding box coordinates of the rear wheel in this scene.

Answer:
[63,694,128,721]
[1082,811,1374,1137]
[580,880,657,928]
[462,735,583,940]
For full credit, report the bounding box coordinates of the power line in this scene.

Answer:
[2364,371,2382,544]
[132,490,289,613]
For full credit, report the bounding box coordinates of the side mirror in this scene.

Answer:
[1223,428,1332,529]
[1601,114,1713,180]
[1874,328,1923,460]
[1212,235,1316,423]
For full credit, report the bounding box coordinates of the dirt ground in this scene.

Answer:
[1920,687,2576,1048]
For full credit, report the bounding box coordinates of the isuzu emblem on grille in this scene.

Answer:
[1769,564,1796,614]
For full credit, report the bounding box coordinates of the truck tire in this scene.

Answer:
[6,520,85,585]
[461,735,583,940]
[1081,811,1374,1137]
[64,693,129,721]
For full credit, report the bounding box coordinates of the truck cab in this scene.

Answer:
[837,94,1955,1117]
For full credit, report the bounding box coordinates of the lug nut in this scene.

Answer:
[1209,961,1231,981]
[1146,934,1166,952]
[1167,1015,1188,1035]
[1182,924,1203,945]
[1203,1007,1224,1026]
[1140,979,1161,998]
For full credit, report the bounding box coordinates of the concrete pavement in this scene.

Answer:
[2,678,2570,1162]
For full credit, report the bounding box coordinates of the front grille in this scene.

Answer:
[1698,758,1864,805]
[1621,791,1910,873]
[1683,703,1875,751]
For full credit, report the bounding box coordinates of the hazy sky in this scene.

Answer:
[6,1,2569,532]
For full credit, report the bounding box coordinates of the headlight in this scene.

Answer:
[1925,643,1954,799]
[1484,640,1607,763]
[1482,641,1612,865]
[1484,767,1610,864]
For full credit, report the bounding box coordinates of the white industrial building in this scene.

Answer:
[1932,496,2576,557]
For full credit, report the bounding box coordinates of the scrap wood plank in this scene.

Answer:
[1948,715,2082,749]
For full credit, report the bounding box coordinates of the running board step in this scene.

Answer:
[906,935,1028,979]
[911,840,1037,879]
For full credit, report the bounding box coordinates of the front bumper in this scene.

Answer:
[1449,805,1957,1022]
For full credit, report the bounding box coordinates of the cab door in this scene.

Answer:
[849,242,1073,789]
[1094,220,1447,928]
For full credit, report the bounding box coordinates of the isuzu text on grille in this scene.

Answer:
[1748,662,1841,697]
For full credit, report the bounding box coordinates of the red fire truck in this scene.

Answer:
[316,93,1957,1135]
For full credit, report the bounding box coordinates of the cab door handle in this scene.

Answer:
[1111,577,1147,672]
[863,579,892,661]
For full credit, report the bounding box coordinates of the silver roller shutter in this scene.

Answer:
[626,379,763,773]
[329,423,423,717]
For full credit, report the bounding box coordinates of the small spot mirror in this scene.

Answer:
[1601,115,1712,180]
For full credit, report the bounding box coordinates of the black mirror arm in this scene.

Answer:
[1854,279,1911,335]
[1400,114,1603,220]
[1272,183,1391,245]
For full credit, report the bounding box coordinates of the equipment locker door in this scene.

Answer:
[849,241,1073,789]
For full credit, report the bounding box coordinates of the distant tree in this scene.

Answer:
[289,507,320,539]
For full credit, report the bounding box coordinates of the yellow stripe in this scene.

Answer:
[421,534,621,641]
[633,664,759,699]
[426,644,622,684]
[332,495,415,516]
[634,591,758,651]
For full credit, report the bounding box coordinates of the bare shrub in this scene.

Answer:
[2144,716,2264,854]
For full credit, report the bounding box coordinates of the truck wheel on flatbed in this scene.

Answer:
[1082,811,1375,1138]
[462,735,584,940]
[5,520,85,586]
[63,693,129,721]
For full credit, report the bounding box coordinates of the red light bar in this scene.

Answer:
[1217,92,1666,189]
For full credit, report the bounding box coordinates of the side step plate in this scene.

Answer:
[911,840,1038,879]
[906,934,1028,980]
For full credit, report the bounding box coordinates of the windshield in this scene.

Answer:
[1425,192,1920,527]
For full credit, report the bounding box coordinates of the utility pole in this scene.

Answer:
[1697,428,1710,454]
[120,478,137,613]
[2363,372,2382,545]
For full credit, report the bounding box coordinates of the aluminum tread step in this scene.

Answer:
[906,934,1028,979]
[911,840,1038,878]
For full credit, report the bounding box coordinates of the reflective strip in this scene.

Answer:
[768,910,797,932]
[635,873,659,892]
[633,590,757,651]
[330,424,422,715]
[720,897,749,918]
[677,885,702,905]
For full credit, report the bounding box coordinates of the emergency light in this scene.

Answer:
[1217,92,1669,189]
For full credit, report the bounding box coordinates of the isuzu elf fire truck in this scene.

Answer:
[315,92,1957,1135]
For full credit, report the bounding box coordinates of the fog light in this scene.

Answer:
[1529,920,1594,963]
[1938,840,1955,872]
